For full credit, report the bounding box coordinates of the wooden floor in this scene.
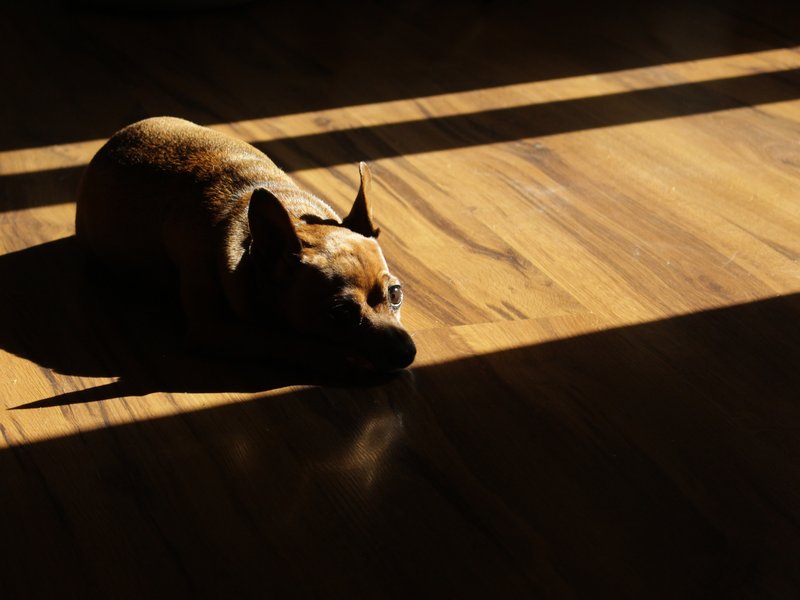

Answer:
[2,0,800,596]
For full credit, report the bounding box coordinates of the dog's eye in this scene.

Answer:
[330,300,362,327]
[388,284,403,310]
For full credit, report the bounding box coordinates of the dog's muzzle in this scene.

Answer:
[369,326,417,371]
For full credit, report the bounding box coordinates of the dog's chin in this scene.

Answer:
[344,354,378,372]
[339,355,399,375]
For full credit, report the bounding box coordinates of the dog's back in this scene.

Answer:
[76,116,339,271]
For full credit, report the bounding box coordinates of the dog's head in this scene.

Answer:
[247,163,416,371]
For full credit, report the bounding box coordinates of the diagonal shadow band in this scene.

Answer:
[253,67,800,171]
[2,67,799,212]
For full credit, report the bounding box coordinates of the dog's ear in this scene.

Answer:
[248,188,302,258]
[342,162,381,238]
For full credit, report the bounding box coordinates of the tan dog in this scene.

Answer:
[76,117,416,372]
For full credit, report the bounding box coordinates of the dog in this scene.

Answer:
[75,116,416,372]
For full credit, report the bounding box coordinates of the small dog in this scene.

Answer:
[75,117,416,372]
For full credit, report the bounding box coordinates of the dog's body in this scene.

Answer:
[76,116,415,371]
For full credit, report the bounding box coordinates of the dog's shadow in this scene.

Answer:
[1,236,380,409]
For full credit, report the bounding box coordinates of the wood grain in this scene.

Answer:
[2,0,800,597]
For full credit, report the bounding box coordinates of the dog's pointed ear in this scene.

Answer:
[342,162,380,238]
[248,188,302,258]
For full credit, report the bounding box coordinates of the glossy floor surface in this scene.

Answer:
[2,1,800,597]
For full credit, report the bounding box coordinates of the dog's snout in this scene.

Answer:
[372,326,416,371]
[393,331,417,368]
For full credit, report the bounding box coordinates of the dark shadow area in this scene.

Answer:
[0,237,393,408]
[1,0,799,151]
[0,165,85,212]
[3,277,799,596]
[4,66,800,211]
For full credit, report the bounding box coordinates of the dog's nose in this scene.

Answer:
[393,332,417,369]
[373,327,416,371]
